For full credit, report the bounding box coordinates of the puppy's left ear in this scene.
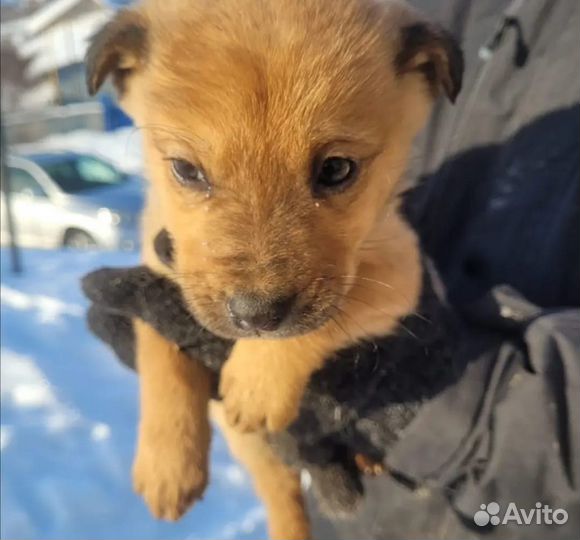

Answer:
[395,22,464,103]
[85,9,148,96]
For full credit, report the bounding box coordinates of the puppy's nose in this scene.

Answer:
[227,293,295,332]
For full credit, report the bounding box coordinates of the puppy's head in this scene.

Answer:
[87,0,462,339]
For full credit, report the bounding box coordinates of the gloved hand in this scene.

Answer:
[81,263,234,379]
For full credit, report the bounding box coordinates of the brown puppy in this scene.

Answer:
[87,0,462,537]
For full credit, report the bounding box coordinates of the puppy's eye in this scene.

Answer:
[314,157,358,194]
[170,158,208,188]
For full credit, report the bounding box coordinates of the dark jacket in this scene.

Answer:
[309,0,580,538]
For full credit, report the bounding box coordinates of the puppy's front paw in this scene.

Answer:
[219,356,303,432]
[132,426,209,520]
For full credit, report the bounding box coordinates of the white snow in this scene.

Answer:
[91,422,111,442]
[0,248,266,540]
[1,285,84,324]
[1,425,14,451]
[1,351,58,409]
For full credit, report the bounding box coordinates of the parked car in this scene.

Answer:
[0,152,144,250]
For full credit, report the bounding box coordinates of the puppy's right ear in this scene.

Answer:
[86,10,148,96]
[395,22,463,103]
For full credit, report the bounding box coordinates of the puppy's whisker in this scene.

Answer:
[123,126,143,161]
[337,292,420,341]
[331,290,402,322]
[329,303,369,338]
[393,320,420,340]
[333,279,429,324]
[330,287,423,340]
[360,233,410,245]
[336,275,395,291]
[327,308,356,343]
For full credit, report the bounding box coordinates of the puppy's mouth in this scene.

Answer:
[154,230,349,339]
[180,277,343,340]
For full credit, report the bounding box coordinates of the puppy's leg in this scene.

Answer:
[211,402,310,540]
[133,320,212,520]
[220,338,328,432]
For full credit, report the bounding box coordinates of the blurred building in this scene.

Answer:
[0,0,127,144]
[1,0,113,111]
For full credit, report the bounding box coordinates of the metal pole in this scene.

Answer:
[1,122,22,274]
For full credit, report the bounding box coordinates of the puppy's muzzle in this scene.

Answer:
[227,293,296,332]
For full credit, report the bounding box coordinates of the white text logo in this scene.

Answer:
[474,502,568,527]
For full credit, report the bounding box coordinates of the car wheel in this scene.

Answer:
[64,230,97,250]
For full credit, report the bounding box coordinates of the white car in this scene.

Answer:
[1,152,144,250]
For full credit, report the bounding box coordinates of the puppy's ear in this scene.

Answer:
[86,10,148,96]
[395,23,463,103]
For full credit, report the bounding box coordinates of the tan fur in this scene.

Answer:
[90,1,458,536]
[132,319,211,520]
[212,402,310,539]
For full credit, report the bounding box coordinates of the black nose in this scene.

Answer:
[227,293,295,332]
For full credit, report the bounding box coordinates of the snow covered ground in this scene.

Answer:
[1,248,266,540]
